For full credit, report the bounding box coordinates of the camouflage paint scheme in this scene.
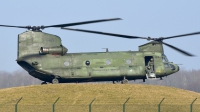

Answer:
[17,31,179,83]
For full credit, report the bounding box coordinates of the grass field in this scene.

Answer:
[0,84,200,112]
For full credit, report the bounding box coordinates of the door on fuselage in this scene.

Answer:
[144,56,156,78]
[144,56,154,71]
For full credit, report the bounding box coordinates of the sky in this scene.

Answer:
[0,0,200,72]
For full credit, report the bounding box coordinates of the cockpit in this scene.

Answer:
[162,54,177,71]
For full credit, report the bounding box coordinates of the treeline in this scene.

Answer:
[0,69,200,93]
[0,70,42,88]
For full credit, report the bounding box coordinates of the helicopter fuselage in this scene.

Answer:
[16,31,179,83]
[17,51,179,83]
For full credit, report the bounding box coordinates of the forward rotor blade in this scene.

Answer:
[0,25,27,29]
[163,31,200,40]
[161,41,194,56]
[44,18,122,28]
[0,18,121,30]
[62,27,147,39]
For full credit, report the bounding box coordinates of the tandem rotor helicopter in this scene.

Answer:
[0,18,198,84]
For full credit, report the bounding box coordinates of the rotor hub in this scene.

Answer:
[26,26,44,31]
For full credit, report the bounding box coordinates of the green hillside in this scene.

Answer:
[0,84,200,112]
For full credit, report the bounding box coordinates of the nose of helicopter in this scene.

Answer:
[173,64,180,73]
[177,65,180,71]
[169,63,179,73]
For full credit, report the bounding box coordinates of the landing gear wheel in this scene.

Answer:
[41,82,47,85]
[121,79,129,84]
[52,78,59,84]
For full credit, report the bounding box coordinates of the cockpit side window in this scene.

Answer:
[162,54,169,62]
[164,56,169,62]
[164,63,169,68]
[162,54,169,68]
[162,57,167,63]
[170,64,175,70]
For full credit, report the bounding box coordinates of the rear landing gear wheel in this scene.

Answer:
[121,79,129,84]
[52,78,59,84]
[41,82,47,85]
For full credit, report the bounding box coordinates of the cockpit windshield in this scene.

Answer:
[162,54,169,62]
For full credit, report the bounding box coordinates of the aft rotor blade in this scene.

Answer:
[161,41,194,56]
[0,25,27,29]
[163,31,200,40]
[44,18,122,28]
[62,27,147,39]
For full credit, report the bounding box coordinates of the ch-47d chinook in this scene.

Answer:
[1,18,197,84]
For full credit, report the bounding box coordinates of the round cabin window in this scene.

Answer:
[106,60,111,65]
[64,61,70,66]
[126,59,131,64]
[85,60,90,66]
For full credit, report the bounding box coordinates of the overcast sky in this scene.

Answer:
[0,0,200,72]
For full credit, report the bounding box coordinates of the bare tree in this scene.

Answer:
[0,69,42,89]
[0,68,200,93]
[132,68,200,93]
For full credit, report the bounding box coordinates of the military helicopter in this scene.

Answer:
[0,18,197,84]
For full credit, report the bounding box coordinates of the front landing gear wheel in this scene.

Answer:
[121,79,129,84]
[41,82,47,85]
[52,78,59,84]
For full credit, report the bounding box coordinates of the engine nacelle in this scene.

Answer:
[39,45,68,55]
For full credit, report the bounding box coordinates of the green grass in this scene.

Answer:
[0,84,200,112]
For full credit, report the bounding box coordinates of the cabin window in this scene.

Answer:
[106,60,111,65]
[126,59,131,64]
[85,60,90,66]
[64,61,69,66]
